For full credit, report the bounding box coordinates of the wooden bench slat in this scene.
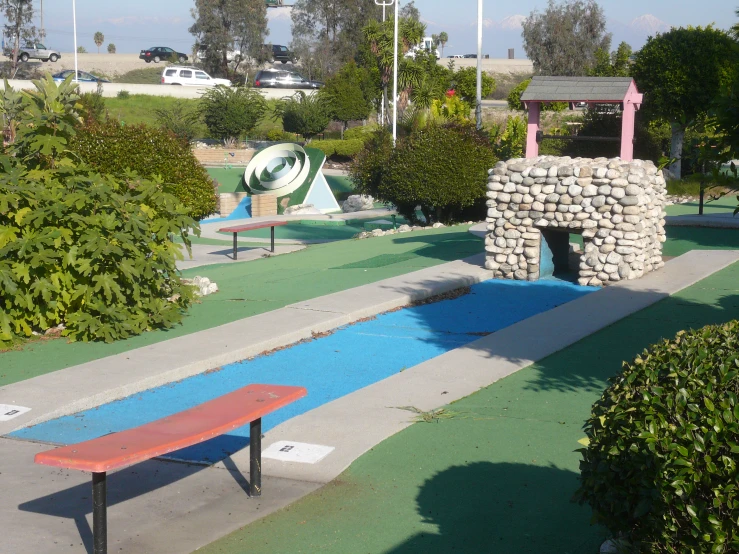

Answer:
[218,220,289,234]
[34,384,306,473]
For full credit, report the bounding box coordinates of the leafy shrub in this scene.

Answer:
[71,120,217,220]
[350,128,394,201]
[452,67,496,104]
[352,123,496,224]
[78,82,106,124]
[0,76,196,346]
[200,85,267,142]
[154,103,202,142]
[265,128,298,142]
[320,61,372,133]
[491,116,526,160]
[278,91,330,142]
[310,139,363,159]
[116,89,130,99]
[430,92,471,123]
[575,321,739,552]
[343,125,378,142]
[0,167,196,345]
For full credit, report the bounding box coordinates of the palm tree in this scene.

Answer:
[438,32,448,58]
[93,31,104,53]
[363,17,425,125]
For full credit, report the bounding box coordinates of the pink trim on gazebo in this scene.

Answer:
[522,78,643,161]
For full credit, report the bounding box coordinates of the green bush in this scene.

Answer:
[71,121,218,220]
[278,91,330,142]
[200,85,267,142]
[352,123,496,224]
[116,90,130,99]
[452,67,496,104]
[343,125,378,142]
[0,76,196,346]
[78,83,106,124]
[265,128,298,142]
[310,139,363,159]
[575,321,739,552]
[154,103,202,142]
[491,116,526,160]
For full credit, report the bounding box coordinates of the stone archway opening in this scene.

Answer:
[485,156,667,287]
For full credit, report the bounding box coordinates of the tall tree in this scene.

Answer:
[522,0,610,76]
[1,0,35,76]
[632,26,738,179]
[190,0,268,78]
[588,41,632,77]
[93,31,104,53]
[290,0,378,76]
[321,61,372,137]
[438,31,448,58]
[107,43,116,54]
[399,1,420,22]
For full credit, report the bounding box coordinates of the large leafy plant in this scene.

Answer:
[575,321,739,552]
[0,76,197,346]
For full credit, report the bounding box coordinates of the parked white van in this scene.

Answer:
[161,66,232,86]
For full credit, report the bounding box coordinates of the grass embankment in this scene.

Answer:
[102,94,283,139]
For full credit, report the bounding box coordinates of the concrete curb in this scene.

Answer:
[0,253,495,435]
[666,213,739,228]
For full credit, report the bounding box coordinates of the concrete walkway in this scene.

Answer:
[666,211,739,228]
[176,242,305,271]
[2,250,737,553]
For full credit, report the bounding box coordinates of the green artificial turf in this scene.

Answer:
[0,227,480,386]
[196,260,739,554]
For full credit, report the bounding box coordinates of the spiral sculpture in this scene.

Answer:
[244,143,312,196]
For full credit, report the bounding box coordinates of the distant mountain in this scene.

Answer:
[629,14,671,35]
[498,15,527,30]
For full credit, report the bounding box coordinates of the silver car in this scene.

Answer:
[17,43,60,62]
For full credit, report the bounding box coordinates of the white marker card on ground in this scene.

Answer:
[0,404,31,421]
[262,441,335,464]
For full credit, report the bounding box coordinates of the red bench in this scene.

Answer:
[219,220,289,260]
[34,383,307,554]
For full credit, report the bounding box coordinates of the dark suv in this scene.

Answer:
[254,69,322,89]
[262,44,296,64]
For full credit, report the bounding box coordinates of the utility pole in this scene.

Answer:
[39,0,44,39]
[476,0,483,130]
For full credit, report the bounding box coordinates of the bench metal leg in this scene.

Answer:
[92,472,107,554]
[270,226,275,253]
[250,418,262,497]
[233,232,238,260]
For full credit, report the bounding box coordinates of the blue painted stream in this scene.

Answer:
[11,279,593,464]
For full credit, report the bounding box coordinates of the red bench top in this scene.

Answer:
[219,220,289,233]
[34,384,307,473]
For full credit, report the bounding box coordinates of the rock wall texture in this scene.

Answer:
[485,156,666,286]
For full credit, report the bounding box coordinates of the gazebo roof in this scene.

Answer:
[520,76,635,102]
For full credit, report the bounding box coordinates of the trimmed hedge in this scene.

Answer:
[351,124,496,224]
[71,121,218,220]
[575,321,739,552]
[310,138,364,159]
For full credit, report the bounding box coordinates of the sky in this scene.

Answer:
[29,0,739,56]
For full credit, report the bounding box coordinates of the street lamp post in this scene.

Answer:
[476,0,483,130]
[72,0,78,82]
[392,0,398,145]
[374,0,394,128]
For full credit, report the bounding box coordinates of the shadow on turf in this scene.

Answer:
[18,451,252,554]
[385,461,606,553]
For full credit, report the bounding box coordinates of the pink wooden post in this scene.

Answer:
[620,101,635,161]
[525,101,540,158]
[620,83,643,162]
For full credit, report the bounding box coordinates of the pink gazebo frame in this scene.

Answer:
[523,79,643,161]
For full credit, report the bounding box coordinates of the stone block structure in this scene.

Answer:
[485,156,666,286]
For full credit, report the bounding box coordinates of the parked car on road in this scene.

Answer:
[140,46,188,63]
[161,66,231,86]
[463,53,477,58]
[196,47,242,62]
[254,69,322,89]
[12,43,60,62]
[52,70,109,83]
[449,54,463,58]
[262,44,296,64]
